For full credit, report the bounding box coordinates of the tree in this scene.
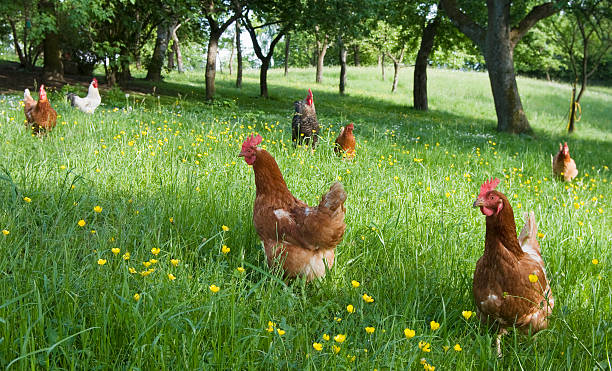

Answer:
[202,0,242,100]
[146,21,172,81]
[243,11,288,98]
[314,26,330,83]
[235,18,242,88]
[551,0,612,133]
[242,0,300,98]
[283,31,290,76]
[1,0,43,70]
[441,0,560,133]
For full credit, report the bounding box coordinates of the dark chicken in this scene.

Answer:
[292,89,320,148]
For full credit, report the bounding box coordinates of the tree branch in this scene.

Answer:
[510,2,558,47]
[440,0,485,49]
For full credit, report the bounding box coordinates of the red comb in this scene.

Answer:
[478,178,500,198]
[242,134,262,152]
[346,123,354,130]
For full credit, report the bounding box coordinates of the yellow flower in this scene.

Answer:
[322,334,330,341]
[236,266,245,273]
[78,219,86,227]
[209,284,220,293]
[365,327,375,334]
[171,259,180,267]
[442,345,450,352]
[351,280,360,288]
[128,267,136,274]
[169,217,174,223]
[537,232,545,239]
[592,259,598,265]
[276,329,285,336]
[133,293,140,301]
[221,225,230,232]
[93,206,102,213]
[2,230,9,236]
[97,259,107,266]
[454,344,462,352]
[332,345,341,354]
[529,274,539,283]
[418,341,431,352]
[462,311,473,320]
[362,293,374,303]
[142,261,151,268]
[111,248,120,255]
[346,304,354,313]
[23,197,31,203]
[123,252,130,260]
[168,273,176,281]
[151,247,160,255]
[150,259,158,264]
[313,342,323,351]
[404,328,415,338]
[221,245,230,254]
[430,321,440,331]
[334,334,346,343]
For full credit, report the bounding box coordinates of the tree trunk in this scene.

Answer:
[40,0,63,83]
[381,54,385,81]
[391,60,400,93]
[170,23,184,73]
[260,58,270,98]
[338,35,347,95]
[484,2,531,134]
[315,32,328,83]
[146,23,170,81]
[168,46,175,70]
[118,48,132,83]
[377,54,382,69]
[228,35,234,75]
[353,44,360,66]
[205,31,221,100]
[567,82,577,134]
[414,16,440,110]
[284,32,290,77]
[236,20,242,88]
[8,19,26,67]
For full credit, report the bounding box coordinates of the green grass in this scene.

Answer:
[0,66,610,370]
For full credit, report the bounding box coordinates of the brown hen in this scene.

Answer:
[552,142,578,181]
[334,123,356,159]
[24,85,57,135]
[472,178,554,357]
[239,135,347,281]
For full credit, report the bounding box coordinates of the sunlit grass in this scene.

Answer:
[0,66,609,369]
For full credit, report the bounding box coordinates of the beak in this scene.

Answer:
[238,151,245,157]
[472,198,484,208]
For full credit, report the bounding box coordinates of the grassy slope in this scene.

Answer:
[0,66,610,370]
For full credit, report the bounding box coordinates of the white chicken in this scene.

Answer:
[67,78,101,114]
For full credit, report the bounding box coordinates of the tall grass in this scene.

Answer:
[0,66,610,370]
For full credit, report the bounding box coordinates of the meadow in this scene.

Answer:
[0,66,610,370]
